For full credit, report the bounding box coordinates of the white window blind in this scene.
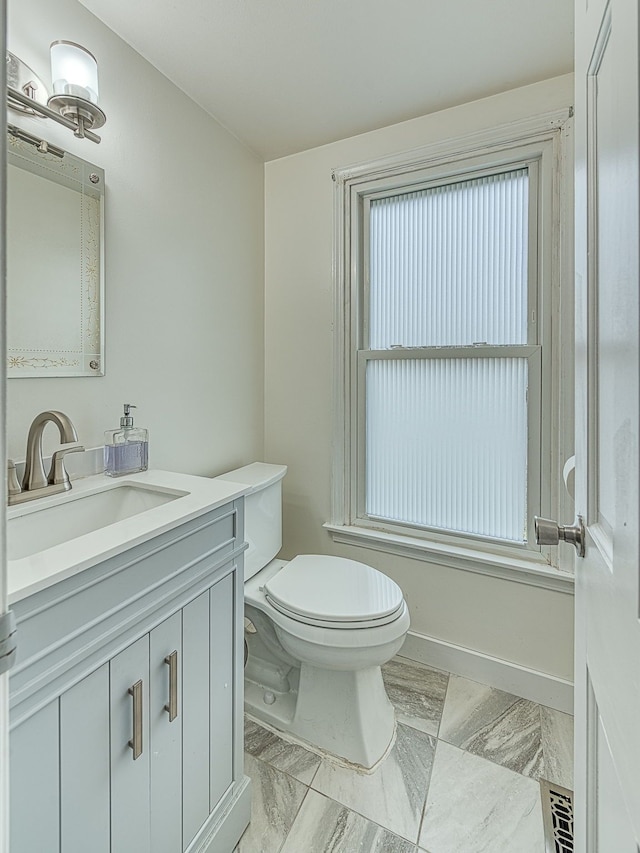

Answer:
[364,168,532,543]
[365,357,529,541]
[369,169,529,348]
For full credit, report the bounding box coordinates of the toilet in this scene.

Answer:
[215,462,410,769]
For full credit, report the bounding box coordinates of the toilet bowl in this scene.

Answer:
[215,463,410,768]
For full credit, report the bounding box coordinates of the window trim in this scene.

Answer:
[328,109,575,591]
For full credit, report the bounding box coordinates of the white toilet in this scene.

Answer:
[215,462,410,769]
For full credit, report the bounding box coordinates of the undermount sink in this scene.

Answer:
[7,468,250,605]
[7,480,185,561]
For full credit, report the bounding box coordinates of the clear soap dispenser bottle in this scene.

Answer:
[104,403,149,477]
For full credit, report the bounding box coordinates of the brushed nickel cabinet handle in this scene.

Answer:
[128,680,143,760]
[164,651,178,721]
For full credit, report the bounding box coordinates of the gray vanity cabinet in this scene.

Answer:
[10,697,61,851]
[110,633,153,853]
[9,499,250,853]
[11,667,113,853]
[62,664,111,850]
[150,610,183,853]
[109,587,232,853]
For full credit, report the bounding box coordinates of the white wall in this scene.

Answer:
[7,1,575,698]
[264,75,576,691]
[7,0,264,475]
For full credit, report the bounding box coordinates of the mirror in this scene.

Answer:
[6,132,104,377]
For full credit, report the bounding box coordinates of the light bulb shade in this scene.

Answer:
[50,41,99,104]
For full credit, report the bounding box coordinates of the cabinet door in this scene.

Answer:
[60,665,110,853]
[110,634,151,853]
[10,700,60,853]
[182,590,211,850]
[150,611,182,853]
[210,572,234,809]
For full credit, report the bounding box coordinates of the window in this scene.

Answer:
[328,113,573,580]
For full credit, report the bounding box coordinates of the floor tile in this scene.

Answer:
[281,789,418,853]
[245,717,322,785]
[382,658,449,736]
[540,706,574,789]
[311,723,436,843]
[438,675,544,779]
[236,754,307,853]
[419,740,545,853]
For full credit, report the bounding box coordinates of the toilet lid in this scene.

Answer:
[262,555,404,628]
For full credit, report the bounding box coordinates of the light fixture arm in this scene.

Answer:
[7,86,102,144]
[6,48,105,145]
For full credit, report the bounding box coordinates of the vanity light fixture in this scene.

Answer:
[6,43,106,145]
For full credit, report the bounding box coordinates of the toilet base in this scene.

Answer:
[244,661,396,769]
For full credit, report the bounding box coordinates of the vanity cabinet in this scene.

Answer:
[9,498,249,853]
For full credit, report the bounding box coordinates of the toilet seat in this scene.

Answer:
[262,554,405,629]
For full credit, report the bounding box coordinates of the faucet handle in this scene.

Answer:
[7,459,22,497]
[48,445,85,487]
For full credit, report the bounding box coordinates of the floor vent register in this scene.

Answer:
[540,778,574,853]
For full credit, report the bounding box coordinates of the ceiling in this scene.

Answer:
[79,0,574,162]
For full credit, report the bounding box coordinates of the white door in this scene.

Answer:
[574,0,640,848]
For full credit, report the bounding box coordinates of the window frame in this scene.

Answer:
[326,110,575,591]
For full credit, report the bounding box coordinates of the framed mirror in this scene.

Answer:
[6,131,104,377]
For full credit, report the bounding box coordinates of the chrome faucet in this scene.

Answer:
[8,410,84,505]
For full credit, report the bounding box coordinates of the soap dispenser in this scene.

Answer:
[104,403,149,477]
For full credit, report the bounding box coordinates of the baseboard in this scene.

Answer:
[189,775,251,853]
[399,630,574,715]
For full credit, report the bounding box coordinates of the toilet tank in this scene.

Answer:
[214,462,287,580]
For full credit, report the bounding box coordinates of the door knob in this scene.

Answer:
[534,516,585,558]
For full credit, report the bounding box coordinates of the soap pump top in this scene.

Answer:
[121,402,136,428]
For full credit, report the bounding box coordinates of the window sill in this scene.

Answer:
[323,523,575,594]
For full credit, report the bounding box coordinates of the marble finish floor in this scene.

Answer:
[235,656,574,853]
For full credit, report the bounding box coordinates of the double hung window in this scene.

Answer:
[330,118,572,573]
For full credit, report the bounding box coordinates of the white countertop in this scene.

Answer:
[8,470,248,605]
